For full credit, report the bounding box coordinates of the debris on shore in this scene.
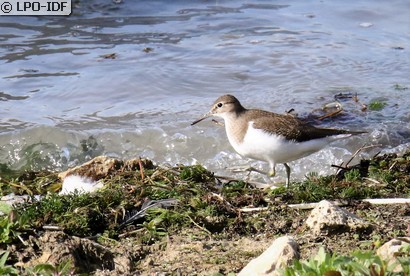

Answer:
[0,149,409,275]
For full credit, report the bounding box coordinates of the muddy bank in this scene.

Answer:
[0,149,409,275]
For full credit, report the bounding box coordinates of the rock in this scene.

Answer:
[305,200,370,236]
[58,156,122,180]
[238,236,300,276]
[377,237,410,272]
[1,194,42,215]
[58,156,154,180]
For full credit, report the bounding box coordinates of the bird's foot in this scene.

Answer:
[227,165,267,175]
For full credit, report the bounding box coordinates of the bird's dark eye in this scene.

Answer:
[217,102,223,108]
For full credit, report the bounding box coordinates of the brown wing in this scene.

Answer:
[248,110,361,142]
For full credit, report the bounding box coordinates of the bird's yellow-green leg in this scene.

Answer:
[268,164,276,177]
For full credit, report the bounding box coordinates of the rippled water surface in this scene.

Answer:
[1,0,409,181]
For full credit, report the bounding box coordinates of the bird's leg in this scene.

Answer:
[249,167,269,175]
[268,164,276,177]
[284,163,291,188]
[228,165,268,175]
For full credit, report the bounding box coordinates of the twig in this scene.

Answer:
[187,215,212,236]
[353,93,367,111]
[388,161,398,171]
[362,177,382,185]
[138,157,145,180]
[344,144,382,169]
[17,234,27,246]
[331,164,348,170]
[239,207,269,213]
[318,109,343,120]
[210,192,238,214]
[286,198,410,210]
[43,225,63,231]
[362,198,410,205]
[288,200,349,210]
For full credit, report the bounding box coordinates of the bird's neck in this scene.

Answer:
[223,109,249,145]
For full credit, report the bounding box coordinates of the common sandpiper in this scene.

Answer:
[191,94,365,187]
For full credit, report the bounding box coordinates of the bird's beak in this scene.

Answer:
[191,112,212,126]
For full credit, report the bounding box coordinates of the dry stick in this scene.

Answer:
[43,225,63,231]
[210,192,238,214]
[288,198,410,210]
[138,157,145,180]
[345,144,382,168]
[363,198,410,205]
[362,177,382,185]
[17,234,28,246]
[239,198,410,212]
[388,161,398,171]
[239,201,347,212]
[353,93,368,111]
[187,215,212,236]
[318,109,343,120]
[240,207,269,213]
[332,144,382,172]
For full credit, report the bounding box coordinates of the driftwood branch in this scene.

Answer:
[239,198,410,212]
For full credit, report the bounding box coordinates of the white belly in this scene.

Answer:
[227,123,338,165]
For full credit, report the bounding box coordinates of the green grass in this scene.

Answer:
[1,150,409,274]
[0,251,19,276]
[284,246,410,275]
[2,150,409,240]
[270,150,410,203]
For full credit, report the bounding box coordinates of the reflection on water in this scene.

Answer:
[0,0,409,179]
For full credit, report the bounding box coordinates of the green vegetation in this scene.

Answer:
[1,150,409,239]
[368,100,387,111]
[271,150,410,203]
[284,246,410,275]
[0,211,30,244]
[0,251,19,276]
[0,150,409,274]
[26,261,77,276]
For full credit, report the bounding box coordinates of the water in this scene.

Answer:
[1,0,409,182]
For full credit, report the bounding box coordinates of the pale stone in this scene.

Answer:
[377,237,410,272]
[238,236,300,276]
[58,156,154,180]
[305,200,370,236]
[58,156,123,180]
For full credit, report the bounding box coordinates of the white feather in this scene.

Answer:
[59,175,103,195]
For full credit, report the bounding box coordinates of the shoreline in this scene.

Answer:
[0,147,409,274]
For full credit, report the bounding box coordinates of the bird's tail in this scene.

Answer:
[321,128,367,137]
